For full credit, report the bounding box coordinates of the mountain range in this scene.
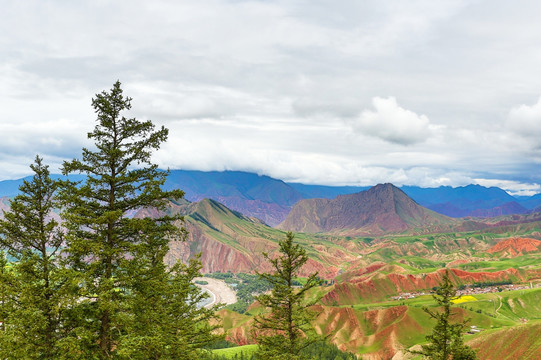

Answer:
[1,170,537,226]
[157,170,541,223]
[125,182,541,279]
[166,170,541,223]
[175,187,541,358]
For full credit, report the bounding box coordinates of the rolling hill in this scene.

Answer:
[163,170,303,226]
[135,197,358,278]
[486,237,541,258]
[278,183,454,236]
[3,171,541,358]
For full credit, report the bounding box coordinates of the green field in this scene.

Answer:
[212,344,258,358]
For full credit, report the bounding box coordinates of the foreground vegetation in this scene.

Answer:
[0,82,219,359]
[202,342,356,360]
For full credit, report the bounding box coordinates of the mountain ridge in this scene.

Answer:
[0,170,540,225]
[278,183,454,236]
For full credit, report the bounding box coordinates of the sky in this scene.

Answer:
[1,1,541,196]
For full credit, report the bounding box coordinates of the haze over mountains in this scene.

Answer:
[1,170,540,226]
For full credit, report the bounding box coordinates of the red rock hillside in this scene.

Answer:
[137,198,341,278]
[321,267,531,305]
[487,237,541,257]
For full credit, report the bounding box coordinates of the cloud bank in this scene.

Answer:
[1,0,541,196]
[353,97,430,145]
[507,97,541,137]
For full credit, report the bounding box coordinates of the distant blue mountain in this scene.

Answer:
[162,170,303,225]
[0,177,28,197]
[516,193,541,211]
[0,170,538,223]
[0,174,92,198]
[401,184,529,217]
[401,184,515,205]
[164,170,303,206]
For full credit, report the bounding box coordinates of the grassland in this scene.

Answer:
[218,282,541,359]
[212,344,258,358]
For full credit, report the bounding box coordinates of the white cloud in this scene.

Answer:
[0,0,540,195]
[506,97,541,137]
[474,179,541,197]
[352,97,430,145]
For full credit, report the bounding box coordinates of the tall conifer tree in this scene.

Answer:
[0,156,70,359]
[0,251,15,354]
[59,81,186,358]
[253,232,321,360]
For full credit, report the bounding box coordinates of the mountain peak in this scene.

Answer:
[278,183,451,236]
[368,183,404,196]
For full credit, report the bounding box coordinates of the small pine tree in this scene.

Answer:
[253,232,322,360]
[0,156,72,358]
[413,270,478,360]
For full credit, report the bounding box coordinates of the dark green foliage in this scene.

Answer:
[206,272,235,280]
[299,341,357,360]
[201,352,255,360]
[0,252,14,352]
[57,81,215,358]
[253,232,322,360]
[204,339,238,350]
[118,256,221,359]
[471,280,512,288]
[413,270,478,360]
[0,157,73,359]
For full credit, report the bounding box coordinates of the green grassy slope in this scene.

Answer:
[219,287,541,359]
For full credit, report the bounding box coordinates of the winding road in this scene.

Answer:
[194,277,238,308]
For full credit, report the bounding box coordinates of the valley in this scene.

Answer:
[125,175,541,359]
[3,172,541,359]
[148,191,541,359]
[147,180,541,358]
[6,3,541,358]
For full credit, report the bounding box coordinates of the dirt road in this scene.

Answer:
[194,277,238,308]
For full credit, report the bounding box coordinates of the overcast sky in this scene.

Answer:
[1,0,541,195]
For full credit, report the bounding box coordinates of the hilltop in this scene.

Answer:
[278,183,454,236]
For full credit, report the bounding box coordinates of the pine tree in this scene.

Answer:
[413,270,478,360]
[0,156,71,359]
[0,251,15,352]
[58,81,187,358]
[253,232,322,360]
[118,255,220,359]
